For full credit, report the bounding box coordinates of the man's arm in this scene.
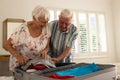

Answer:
[4,38,27,65]
[51,47,71,63]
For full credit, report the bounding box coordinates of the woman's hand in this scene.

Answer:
[40,50,49,59]
[16,55,27,65]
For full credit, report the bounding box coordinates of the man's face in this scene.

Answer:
[59,15,72,32]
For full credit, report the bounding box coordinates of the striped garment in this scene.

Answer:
[48,20,78,63]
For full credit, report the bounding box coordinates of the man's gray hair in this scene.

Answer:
[32,5,50,20]
[60,9,73,18]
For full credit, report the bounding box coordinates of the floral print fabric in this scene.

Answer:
[9,23,50,71]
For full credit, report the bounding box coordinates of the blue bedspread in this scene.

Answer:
[55,63,100,76]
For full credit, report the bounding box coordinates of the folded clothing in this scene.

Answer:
[27,64,47,70]
[21,56,56,71]
[47,74,75,79]
[55,63,100,76]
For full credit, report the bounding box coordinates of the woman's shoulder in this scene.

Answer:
[13,22,28,33]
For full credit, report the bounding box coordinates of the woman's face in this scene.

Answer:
[35,17,49,28]
[59,15,72,32]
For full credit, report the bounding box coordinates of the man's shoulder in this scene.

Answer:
[71,24,77,28]
[70,24,78,31]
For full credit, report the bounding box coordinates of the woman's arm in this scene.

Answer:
[39,38,50,58]
[4,38,27,65]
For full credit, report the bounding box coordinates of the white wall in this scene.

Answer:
[112,0,120,62]
[0,0,116,63]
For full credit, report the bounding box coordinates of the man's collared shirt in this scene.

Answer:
[48,20,78,63]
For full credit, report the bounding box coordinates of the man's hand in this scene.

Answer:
[51,58,60,63]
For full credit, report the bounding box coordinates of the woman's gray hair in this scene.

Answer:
[60,9,73,18]
[32,5,50,20]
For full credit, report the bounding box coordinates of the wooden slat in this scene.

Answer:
[0,55,10,62]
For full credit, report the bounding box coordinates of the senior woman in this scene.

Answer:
[4,5,50,72]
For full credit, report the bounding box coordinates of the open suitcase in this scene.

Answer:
[14,57,117,80]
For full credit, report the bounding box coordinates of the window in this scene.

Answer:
[48,8,107,58]
[49,10,54,22]
[98,14,107,52]
[78,12,107,57]
[79,13,89,53]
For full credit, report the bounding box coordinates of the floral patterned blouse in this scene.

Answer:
[9,23,50,71]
